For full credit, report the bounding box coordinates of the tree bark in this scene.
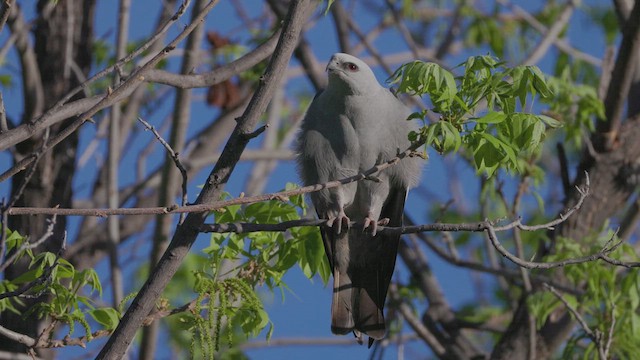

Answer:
[3,0,95,357]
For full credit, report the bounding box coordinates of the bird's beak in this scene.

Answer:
[326,56,338,73]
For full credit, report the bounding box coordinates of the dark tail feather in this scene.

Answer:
[331,269,355,334]
[353,266,386,340]
[331,267,386,339]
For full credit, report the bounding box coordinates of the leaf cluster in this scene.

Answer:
[390,55,563,177]
[205,184,329,288]
[181,275,268,360]
[0,229,119,343]
[179,184,330,355]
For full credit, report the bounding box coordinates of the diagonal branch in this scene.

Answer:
[388,283,447,357]
[496,0,601,66]
[137,117,188,211]
[0,0,221,182]
[95,1,314,358]
[520,1,575,66]
[0,28,280,154]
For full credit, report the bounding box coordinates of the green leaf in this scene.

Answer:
[89,308,120,330]
[537,114,563,128]
[12,267,44,284]
[529,66,553,98]
[441,121,462,152]
[476,111,507,124]
[56,258,76,279]
[4,230,25,252]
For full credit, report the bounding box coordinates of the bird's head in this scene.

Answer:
[325,53,379,95]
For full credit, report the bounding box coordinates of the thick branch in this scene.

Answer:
[0,0,12,36]
[598,0,640,149]
[96,1,314,358]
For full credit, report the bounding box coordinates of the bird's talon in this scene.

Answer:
[327,212,350,234]
[341,215,350,232]
[363,218,371,231]
[363,216,378,236]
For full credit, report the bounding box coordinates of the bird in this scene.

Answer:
[296,53,422,345]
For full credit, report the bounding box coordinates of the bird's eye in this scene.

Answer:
[345,62,359,71]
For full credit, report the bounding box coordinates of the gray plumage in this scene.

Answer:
[296,53,422,344]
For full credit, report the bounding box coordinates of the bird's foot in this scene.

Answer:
[363,217,390,236]
[363,214,379,236]
[326,211,350,234]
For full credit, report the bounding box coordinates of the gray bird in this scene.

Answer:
[296,53,422,344]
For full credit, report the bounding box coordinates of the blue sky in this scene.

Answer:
[0,1,611,359]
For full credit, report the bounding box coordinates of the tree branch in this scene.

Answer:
[7,2,44,123]
[139,1,204,355]
[496,0,602,66]
[0,1,222,184]
[598,0,640,149]
[0,0,12,35]
[0,27,280,154]
[137,117,188,211]
[96,1,314,358]
[520,0,575,66]
[6,144,423,217]
[543,284,612,359]
[388,283,447,357]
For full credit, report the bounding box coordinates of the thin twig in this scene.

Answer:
[330,1,351,53]
[603,304,615,359]
[105,0,131,311]
[388,283,447,356]
[0,294,202,350]
[543,283,594,337]
[384,0,421,60]
[495,172,590,232]
[543,283,611,359]
[137,117,189,211]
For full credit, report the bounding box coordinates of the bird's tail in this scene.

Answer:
[330,266,386,340]
[331,268,355,335]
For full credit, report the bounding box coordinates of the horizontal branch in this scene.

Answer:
[6,146,425,216]
[199,218,488,234]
